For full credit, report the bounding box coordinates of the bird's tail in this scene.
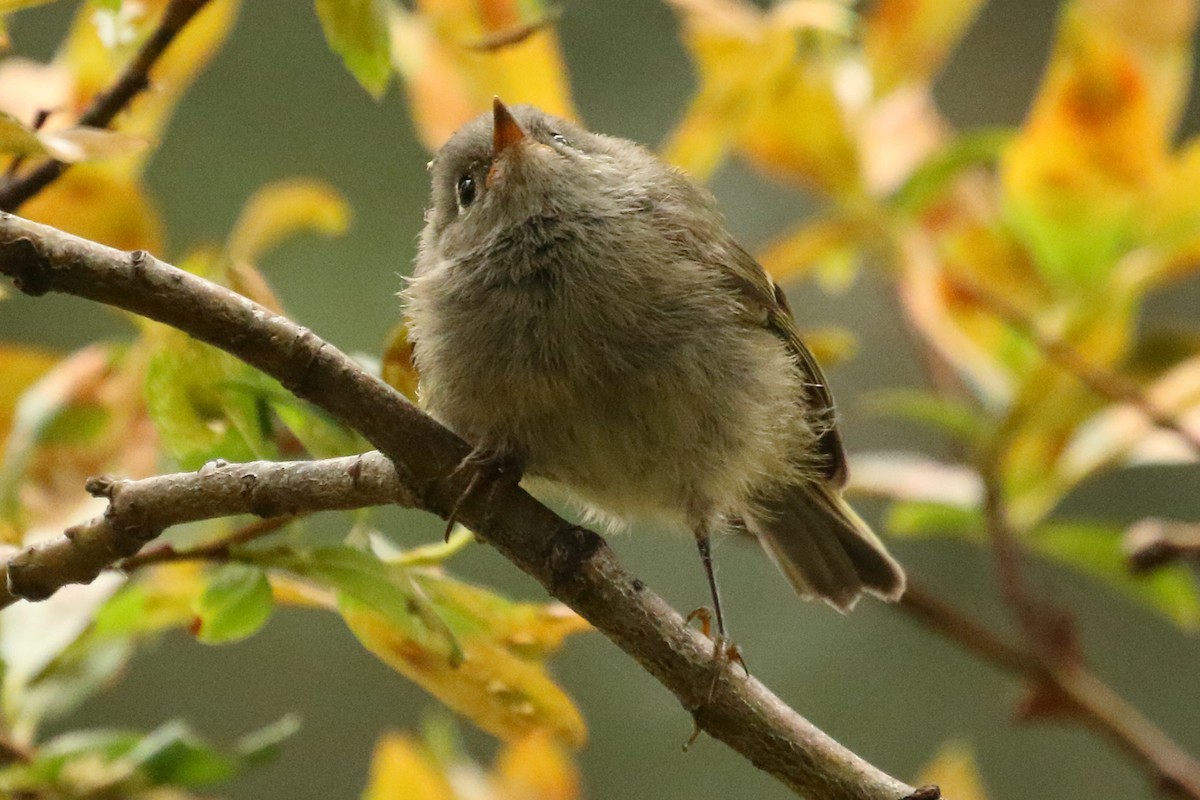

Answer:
[749,482,905,612]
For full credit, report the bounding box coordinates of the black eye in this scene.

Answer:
[456,175,476,207]
[551,132,569,147]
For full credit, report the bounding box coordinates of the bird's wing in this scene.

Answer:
[722,242,849,488]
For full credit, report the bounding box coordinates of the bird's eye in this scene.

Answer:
[456,175,476,208]
[551,132,569,147]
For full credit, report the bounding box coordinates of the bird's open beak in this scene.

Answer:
[492,97,526,159]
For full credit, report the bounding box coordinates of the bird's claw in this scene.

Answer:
[685,606,749,706]
[442,448,523,542]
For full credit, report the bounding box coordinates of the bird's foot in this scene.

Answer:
[682,609,748,752]
[685,606,749,696]
[442,448,524,542]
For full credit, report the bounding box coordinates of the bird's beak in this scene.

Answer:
[492,97,526,160]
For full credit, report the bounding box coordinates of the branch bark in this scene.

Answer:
[0,213,919,800]
[902,583,1200,800]
[0,452,408,604]
[0,0,214,212]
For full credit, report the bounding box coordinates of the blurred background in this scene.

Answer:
[2,2,1199,799]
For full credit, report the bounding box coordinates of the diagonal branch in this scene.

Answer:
[901,583,1200,800]
[0,0,214,212]
[0,213,919,800]
[948,275,1200,455]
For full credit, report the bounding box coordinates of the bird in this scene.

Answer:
[403,98,905,643]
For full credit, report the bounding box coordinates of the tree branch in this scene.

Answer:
[0,452,407,605]
[948,275,1200,455]
[1125,519,1200,574]
[900,583,1200,800]
[0,213,919,800]
[0,0,214,212]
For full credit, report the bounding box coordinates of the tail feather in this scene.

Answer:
[750,483,905,612]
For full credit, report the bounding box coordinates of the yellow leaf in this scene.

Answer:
[758,215,872,285]
[0,109,48,157]
[1000,0,1195,284]
[1141,135,1200,285]
[221,178,351,310]
[662,0,796,181]
[20,164,165,253]
[663,0,860,193]
[269,573,338,609]
[60,0,240,177]
[0,344,59,443]
[0,0,60,12]
[342,598,588,748]
[863,0,986,94]
[391,0,575,151]
[92,562,208,638]
[362,733,455,800]
[314,0,393,99]
[381,322,421,404]
[495,731,580,800]
[1,343,158,540]
[414,572,590,659]
[915,742,991,800]
[798,326,858,367]
[226,179,352,266]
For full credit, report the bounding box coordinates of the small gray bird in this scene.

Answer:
[404,99,904,636]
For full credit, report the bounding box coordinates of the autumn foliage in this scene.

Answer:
[1,1,1198,798]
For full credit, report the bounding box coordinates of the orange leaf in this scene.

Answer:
[495,731,580,800]
[863,0,986,94]
[1000,0,1196,284]
[381,322,421,404]
[60,0,240,175]
[0,344,59,443]
[20,163,164,254]
[663,0,860,193]
[391,0,575,151]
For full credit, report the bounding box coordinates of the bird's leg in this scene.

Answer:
[687,522,749,692]
[442,446,524,542]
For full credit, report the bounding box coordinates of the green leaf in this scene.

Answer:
[886,501,984,540]
[253,546,414,626]
[891,127,1012,215]
[193,563,274,644]
[144,340,273,470]
[864,389,989,446]
[270,395,363,458]
[1031,521,1200,629]
[314,0,392,99]
[37,404,109,445]
[128,720,238,786]
[0,110,47,157]
[7,717,298,792]
[9,638,132,733]
[12,728,141,785]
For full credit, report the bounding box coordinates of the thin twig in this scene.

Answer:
[0,452,407,605]
[0,734,33,766]
[1125,519,1200,574]
[979,465,1077,664]
[119,514,301,572]
[898,582,1200,800]
[949,275,1200,455]
[0,0,214,211]
[0,213,916,800]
